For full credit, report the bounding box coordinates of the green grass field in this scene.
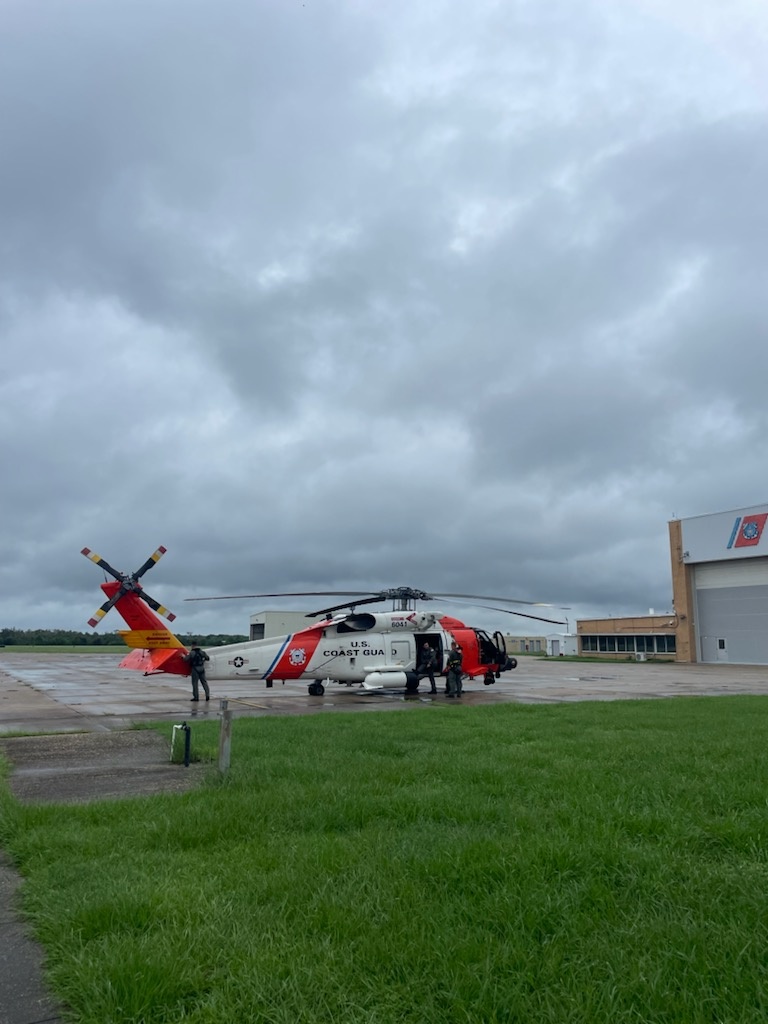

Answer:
[2,698,768,1023]
[0,645,128,654]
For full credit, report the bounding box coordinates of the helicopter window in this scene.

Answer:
[336,614,377,633]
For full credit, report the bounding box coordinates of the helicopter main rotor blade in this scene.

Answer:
[184,591,374,602]
[432,591,569,609]
[81,548,124,582]
[183,587,569,620]
[307,595,386,617]
[133,546,168,581]
[448,601,568,625]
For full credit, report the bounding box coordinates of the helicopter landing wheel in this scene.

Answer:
[308,682,325,697]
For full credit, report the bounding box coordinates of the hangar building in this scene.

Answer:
[575,503,768,665]
[669,503,768,665]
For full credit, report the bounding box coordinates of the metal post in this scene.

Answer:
[218,699,232,774]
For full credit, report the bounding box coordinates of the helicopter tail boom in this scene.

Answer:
[99,583,190,676]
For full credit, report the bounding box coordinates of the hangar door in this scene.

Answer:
[694,558,768,664]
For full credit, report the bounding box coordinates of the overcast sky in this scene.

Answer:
[2,0,767,637]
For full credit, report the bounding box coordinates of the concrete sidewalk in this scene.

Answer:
[0,854,62,1024]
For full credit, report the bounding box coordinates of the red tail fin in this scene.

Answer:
[103,582,189,677]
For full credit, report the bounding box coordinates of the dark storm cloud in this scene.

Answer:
[1,0,767,632]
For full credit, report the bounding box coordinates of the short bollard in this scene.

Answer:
[218,699,233,774]
[171,722,192,767]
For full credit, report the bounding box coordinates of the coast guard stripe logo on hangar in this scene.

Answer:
[726,512,768,549]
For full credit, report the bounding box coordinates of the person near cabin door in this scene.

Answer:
[416,641,438,693]
[446,641,463,697]
[183,644,210,702]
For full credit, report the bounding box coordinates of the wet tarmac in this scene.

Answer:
[3,651,768,734]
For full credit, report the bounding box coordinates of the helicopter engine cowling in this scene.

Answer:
[362,671,409,690]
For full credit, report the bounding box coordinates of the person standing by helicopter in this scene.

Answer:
[183,643,210,702]
[416,641,438,693]
[446,641,463,698]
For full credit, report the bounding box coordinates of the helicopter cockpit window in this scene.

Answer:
[336,614,377,633]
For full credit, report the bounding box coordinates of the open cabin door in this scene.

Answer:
[415,633,443,669]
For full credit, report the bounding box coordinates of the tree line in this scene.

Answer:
[0,628,247,647]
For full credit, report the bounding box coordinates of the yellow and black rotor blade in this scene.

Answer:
[139,590,177,623]
[87,589,126,629]
[81,547,123,582]
[133,546,168,581]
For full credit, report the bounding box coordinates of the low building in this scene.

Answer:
[546,634,579,657]
[577,615,678,660]
[502,635,547,654]
[249,610,315,641]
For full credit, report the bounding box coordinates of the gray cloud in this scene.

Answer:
[1,0,767,636]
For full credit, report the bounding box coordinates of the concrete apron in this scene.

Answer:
[3,652,768,736]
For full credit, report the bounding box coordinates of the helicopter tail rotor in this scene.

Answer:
[82,546,176,628]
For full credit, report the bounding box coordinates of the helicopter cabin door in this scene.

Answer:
[415,634,443,669]
[390,640,412,668]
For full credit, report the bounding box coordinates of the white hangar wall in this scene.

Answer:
[678,504,768,665]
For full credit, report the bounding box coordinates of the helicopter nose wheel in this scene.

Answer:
[308,682,325,696]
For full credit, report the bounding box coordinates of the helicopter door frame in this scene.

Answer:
[415,633,444,669]
[475,629,500,666]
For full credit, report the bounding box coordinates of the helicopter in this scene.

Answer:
[82,546,568,697]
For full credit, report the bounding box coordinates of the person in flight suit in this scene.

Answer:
[183,644,210,702]
[446,641,463,698]
[416,641,438,693]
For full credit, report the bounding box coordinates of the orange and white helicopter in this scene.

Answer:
[82,546,568,696]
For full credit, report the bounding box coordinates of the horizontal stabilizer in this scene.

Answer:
[118,628,185,650]
[119,646,189,676]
